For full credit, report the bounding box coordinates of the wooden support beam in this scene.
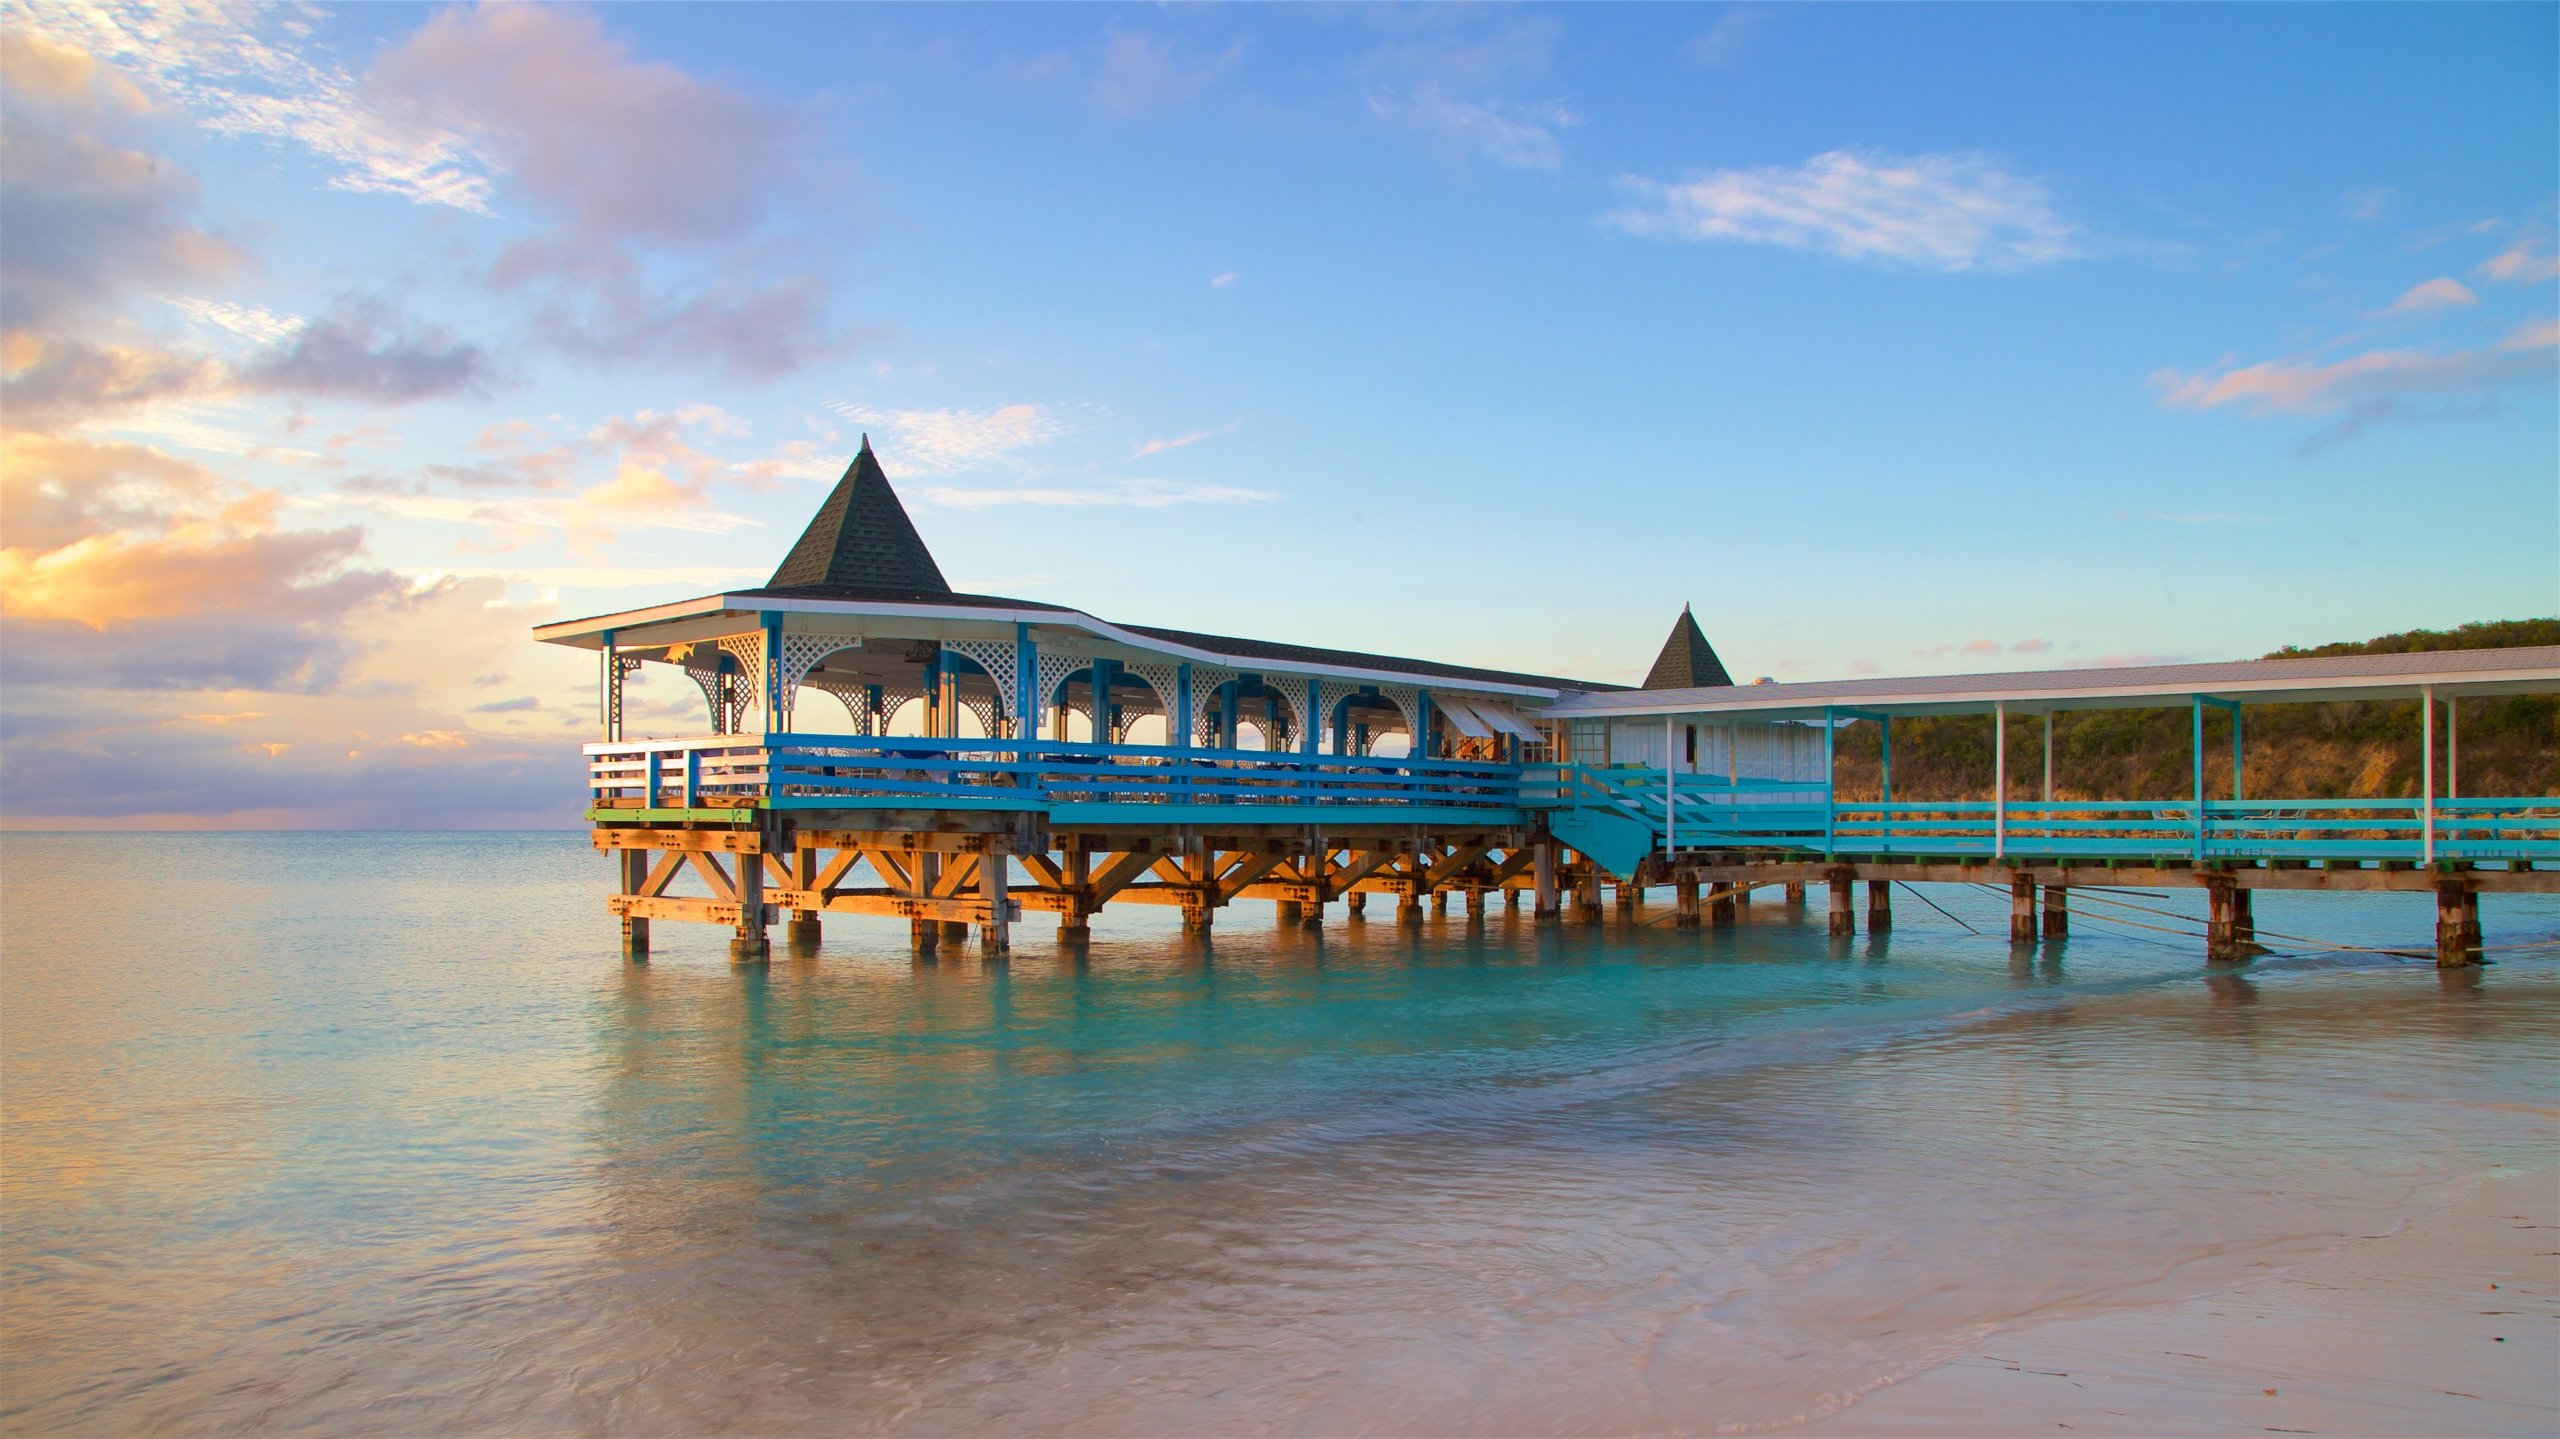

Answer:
[685,850,740,904]
[1675,873,1700,928]
[2008,872,2035,946]
[2041,883,2068,939]
[1867,879,1892,932]
[593,828,763,853]
[1827,866,1855,937]
[765,888,1021,924]
[1534,839,1559,921]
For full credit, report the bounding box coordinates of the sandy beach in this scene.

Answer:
[1793,1165,2560,1438]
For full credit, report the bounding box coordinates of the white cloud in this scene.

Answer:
[14,0,492,212]
[2476,241,2560,284]
[1368,84,1581,170]
[2380,277,2476,314]
[1605,149,2080,272]
[167,297,301,346]
[1131,420,1238,460]
[1210,271,1237,288]
[822,401,1073,474]
[913,479,1275,511]
[2153,318,2558,416]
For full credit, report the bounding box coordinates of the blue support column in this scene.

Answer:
[1823,706,1838,859]
[1174,664,1193,747]
[1219,679,1239,750]
[1304,677,1320,754]
[2231,701,2244,801]
[865,684,881,736]
[1015,624,1036,745]
[1879,714,1892,803]
[762,613,782,736]
[1415,692,1435,760]
[2191,696,2206,860]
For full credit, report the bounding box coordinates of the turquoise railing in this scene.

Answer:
[587,734,1523,815]
[1522,764,2558,863]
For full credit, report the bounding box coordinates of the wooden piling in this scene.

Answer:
[2041,883,2067,939]
[2435,881,2481,967]
[2009,872,2036,946]
[1275,899,1303,925]
[1533,840,1560,921]
[1866,879,1892,932]
[1464,888,1487,919]
[1709,882,1737,926]
[981,836,1011,954]
[1827,868,1855,937]
[619,848,651,957]
[1675,873,1700,928]
[731,837,769,963]
[1784,881,1807,909]
[2205,878,2244,963]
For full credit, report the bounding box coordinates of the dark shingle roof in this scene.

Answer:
[1642,605,1733,689]
[1118,622,1618,692]
[767,438,952,593]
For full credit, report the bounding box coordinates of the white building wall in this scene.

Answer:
[1606,717,1826,781]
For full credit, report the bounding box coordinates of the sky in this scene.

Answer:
[1,1,2553,828]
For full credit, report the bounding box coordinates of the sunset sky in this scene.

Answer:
[2,2,2553,828]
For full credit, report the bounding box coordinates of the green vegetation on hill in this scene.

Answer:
[1830,620,2559,803]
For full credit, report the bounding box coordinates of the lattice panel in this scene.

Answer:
[1033,649,1090,725]
[1187,665,1238,746]
[777,634,862,730]
[802,679,873,734]
[874,682,928,735]
[939,638,1021,729]
[716,635,768,734]
[961,695,1005,739]
[686,662,742,735]
[1268,680,1312,749]
[1120,661,1181,725]
[1377,684,1422,742]
[1316,680,1361,752]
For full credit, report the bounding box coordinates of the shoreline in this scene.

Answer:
[1787,1164,2560,1438]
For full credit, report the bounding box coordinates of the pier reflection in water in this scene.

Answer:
[2,833,2553,1436]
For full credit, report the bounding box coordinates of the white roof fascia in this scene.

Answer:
[1544,648,2560,721]
[537,592,1570,699]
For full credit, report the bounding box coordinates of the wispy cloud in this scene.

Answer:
[913,479,1275,511]
[1605,149,2080,272]
[1912,637,2054,660]
[2152,318,2557,416]
[1684,8,1766,68]
[1130,420,1238,460]
[1367,85,1581,171]
[2379,277,2476,314]
[13,0,492,212]
[822,401,1073,474]
[2476,240,2560,284]
[1209,271,1237,289]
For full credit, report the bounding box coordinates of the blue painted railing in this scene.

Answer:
[1535,764,2560,863]
[588,743,2556,862]
[587,733,1523,816]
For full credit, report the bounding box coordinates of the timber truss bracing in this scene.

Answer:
[598,812,1547,961]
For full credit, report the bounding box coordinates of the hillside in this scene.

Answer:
[1829,620,2559,803]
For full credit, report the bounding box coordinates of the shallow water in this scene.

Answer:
[3,832,2554,1435]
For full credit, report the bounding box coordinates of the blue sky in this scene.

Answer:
[2,2,2553,825]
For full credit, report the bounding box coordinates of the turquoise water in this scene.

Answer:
[3,832,2554,1435]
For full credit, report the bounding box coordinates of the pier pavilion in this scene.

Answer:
[537,443,2558,965]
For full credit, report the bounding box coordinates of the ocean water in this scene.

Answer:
[2,831,2554,1436]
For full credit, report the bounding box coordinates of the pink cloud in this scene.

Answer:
[2380,277,2475,314]
[2153,320,2556,416]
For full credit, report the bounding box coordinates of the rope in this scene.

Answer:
[1895,880,1982,935]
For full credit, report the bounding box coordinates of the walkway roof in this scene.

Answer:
[1542,646,2560,721]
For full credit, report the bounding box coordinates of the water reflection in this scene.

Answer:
[1,834,2553,1437]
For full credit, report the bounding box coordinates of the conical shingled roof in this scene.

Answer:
[1641,604,1734,689]
[766,438,952,596]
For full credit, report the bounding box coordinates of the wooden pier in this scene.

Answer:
[540,442,2559,968]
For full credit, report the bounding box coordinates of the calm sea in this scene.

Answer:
[3,832,2554,1435]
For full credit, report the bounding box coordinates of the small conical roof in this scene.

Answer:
[767,437,952,595]
[1641,604,1734,689]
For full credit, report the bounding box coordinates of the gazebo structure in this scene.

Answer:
[538,444,2558,966]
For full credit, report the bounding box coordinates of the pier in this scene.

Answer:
[538,443,2559,967]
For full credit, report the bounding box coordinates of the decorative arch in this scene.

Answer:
[1377,684,1423,745]
[1317,679,1362,751]
[1186,665,1238,746]
[778,634,864,732]
[938,638,1022,733]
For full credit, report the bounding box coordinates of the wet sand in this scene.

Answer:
[1792,1165,2560,1438]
